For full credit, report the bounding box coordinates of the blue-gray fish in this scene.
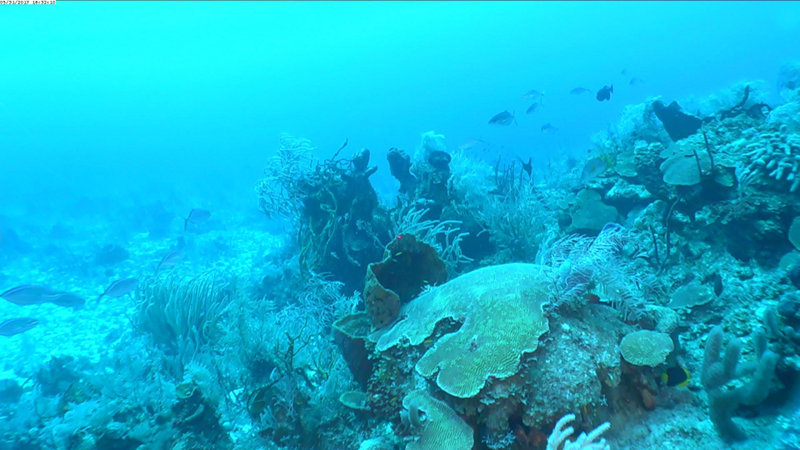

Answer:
[156,249,185,273]
[0,285,58,306]
[488,110,516,126]
[458,138,488,151]
[522,89,544,100]
[570,87,591,95]
[0,317,39,337]
[540,123,558,134]
[582,157,611,182]
[525,102,541,115]
[184,208,211,231]
[596,85,613,102]
[98,278,139,300]
[42,292,85,309]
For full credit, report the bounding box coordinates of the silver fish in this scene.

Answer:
[522,89,544,100]
[540,123,558,133]
[156,249,185,273]
[0,285,58,306]
[184,209,211,231]
[41,292,85,309]
[98,278,139,300]
[525,102,541,115]
[0,317,39,337]
[458,138,487,151]
[489,110,516,126]
[582,157,611,182]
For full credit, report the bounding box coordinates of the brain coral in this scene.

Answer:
[372,263,552,398]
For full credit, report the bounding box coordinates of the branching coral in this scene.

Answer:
[391,206,472,272]
[538,223,649,321]
[734,125,800,192]
[546,413,610,450]
[235,277,357,447]
[473,179,559,263]
[255,134,316,221]
[256,134,388,291]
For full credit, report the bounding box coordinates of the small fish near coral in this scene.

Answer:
[155,249,185,273]
[0,317,39,337]
[488,110,516,126]
[97,278,139,300]
[657,365,691,387]
[581,156,612,182]
[596,84,613,101]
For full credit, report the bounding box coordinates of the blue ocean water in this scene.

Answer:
[1,2,800,449]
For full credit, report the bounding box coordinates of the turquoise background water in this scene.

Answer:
[1,1,798,207]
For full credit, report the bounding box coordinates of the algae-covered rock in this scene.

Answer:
[660,153,709,186]
[668,282,715,310]
[570,190,618,232]
[614,149,638,177]
[339,390,369,411]
[789,217,800,250]
[646,305,680,334]
[402,390,473,450]
[605,180,651,204]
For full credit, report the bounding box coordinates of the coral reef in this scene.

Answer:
[256,135,391,293]
[7,74,800,450]
[738,125,800,192]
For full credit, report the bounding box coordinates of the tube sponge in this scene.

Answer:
[700,325,778,442]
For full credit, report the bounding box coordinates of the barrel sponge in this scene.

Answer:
[373,263,551,398]
[402,390,473,450]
